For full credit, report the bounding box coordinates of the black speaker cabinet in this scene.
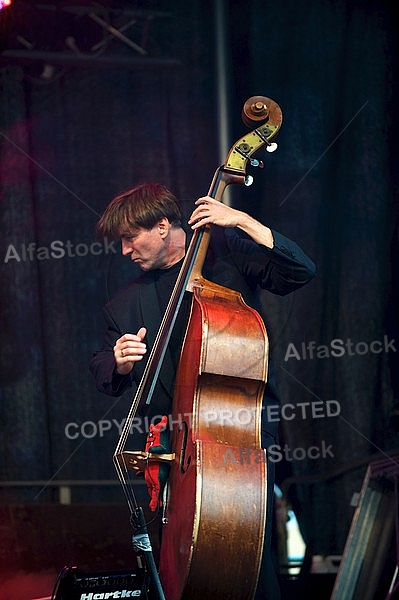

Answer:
[54,567,149,599]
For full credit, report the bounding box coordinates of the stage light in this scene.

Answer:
[0,0,12,10]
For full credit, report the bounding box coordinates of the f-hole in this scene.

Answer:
[179,420,191,474]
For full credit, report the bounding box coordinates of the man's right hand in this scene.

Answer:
[113,327,147,375]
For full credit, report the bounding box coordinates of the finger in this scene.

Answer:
[124,342,147,356]
[194,196,214,205]
[136,327,147,341]
[117,340,147,356]
[190,216,210,230]
[188,206,211,225]
[117,329,147,344]
[114,344,146,363]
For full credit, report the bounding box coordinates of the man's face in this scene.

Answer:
[120,220,170,271]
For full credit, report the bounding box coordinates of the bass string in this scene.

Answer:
[114,227,205,456]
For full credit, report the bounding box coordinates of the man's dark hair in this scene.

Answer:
[96,183,182,239]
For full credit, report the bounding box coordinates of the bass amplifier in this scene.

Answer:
[53,566,150,599]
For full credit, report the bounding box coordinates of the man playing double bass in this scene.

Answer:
[90,182,316,599]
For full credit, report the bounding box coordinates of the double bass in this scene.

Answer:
[114,96,283,600]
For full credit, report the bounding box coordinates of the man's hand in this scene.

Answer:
[188,196,274,249]
[189,196,244,229]
[114,327,147,375]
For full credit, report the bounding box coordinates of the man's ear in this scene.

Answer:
[157,217,171,239]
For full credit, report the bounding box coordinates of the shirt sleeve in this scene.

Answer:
[89,304,134,397]
[225,227,317,296]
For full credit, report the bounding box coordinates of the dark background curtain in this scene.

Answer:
[0,0,398,579]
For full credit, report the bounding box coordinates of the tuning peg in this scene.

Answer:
[266,142,278,153]
[250,159,264,168]
[245,175,254,186]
